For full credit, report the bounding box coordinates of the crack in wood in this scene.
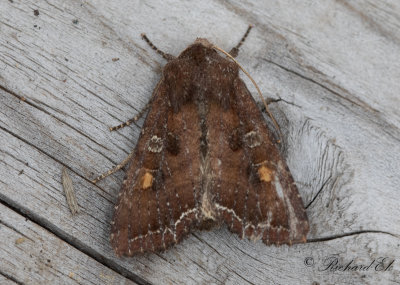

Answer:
[260,57,377,112]
[307,230,400,243]
[0,200,150,285]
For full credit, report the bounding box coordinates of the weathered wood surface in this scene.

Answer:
[0,203,136,284]
[1,0,400,284]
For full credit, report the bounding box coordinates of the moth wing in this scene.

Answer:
[111,81,202,256]
[207,78,309,245]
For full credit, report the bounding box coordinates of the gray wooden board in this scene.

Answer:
[0,203,136,284]
[0,274,18,285]
[0,0,400,284]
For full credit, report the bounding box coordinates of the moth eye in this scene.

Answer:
[166,132,180,155]
[228,128,242,151]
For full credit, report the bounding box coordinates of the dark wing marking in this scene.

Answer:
[111,80,201,256]
[208,77,309,245]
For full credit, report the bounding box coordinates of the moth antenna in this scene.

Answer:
[212,45,283,143]
[141,33,175,61]
[229,25,253,58]
[109,103,150,131]
[91,149,135,184]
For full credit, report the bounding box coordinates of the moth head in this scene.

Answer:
[193,38,213,48]
[177,38,218,63]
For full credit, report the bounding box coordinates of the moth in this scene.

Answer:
[94,26,309,256]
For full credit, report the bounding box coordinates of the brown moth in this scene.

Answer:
[101,27,309,256]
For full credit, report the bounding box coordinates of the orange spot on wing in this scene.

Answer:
[141,172,153,189]
[258,166,272,182]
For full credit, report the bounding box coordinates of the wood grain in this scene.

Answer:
[0,204,136,284]
[1,0,399,284]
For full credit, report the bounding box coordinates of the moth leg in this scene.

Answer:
[141,33,176,61]
[229,25,253,58]
[109,103,150,131]
[91,148,135,184]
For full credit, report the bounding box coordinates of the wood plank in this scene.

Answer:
[0,203,136,284]
[0,0,399,284]
[0,274,19,285]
